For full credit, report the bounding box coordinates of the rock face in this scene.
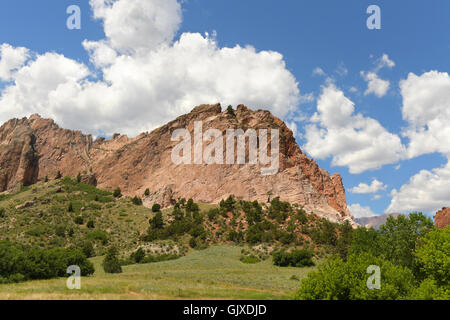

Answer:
[435,208,450,229]
[0,104,353,224]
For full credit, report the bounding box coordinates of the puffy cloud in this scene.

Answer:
[0,0,300,137]
[303,84,406,174]
[387,160,450,213]
[385,70,450,213]
[361,71,390,97]
[361,54,395,98]
[400,71,450,158]
[89,0,182,54]
[0,44,29,81]
[350,178,387,194]
[349,204,377,218]
[312,67,325,76]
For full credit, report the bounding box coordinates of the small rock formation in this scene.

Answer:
[0,104,354,224]
[434,207,450,229]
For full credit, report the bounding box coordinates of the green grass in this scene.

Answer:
[0,245,315,300]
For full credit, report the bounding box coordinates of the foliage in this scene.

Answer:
[102,247,122,274]
[0,241,94,283]
[113,188,122,198]
[131,196,143,206]
[273,250,315,268]
[152,203,161,212]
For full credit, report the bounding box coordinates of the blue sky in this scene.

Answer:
[0,0,449,218]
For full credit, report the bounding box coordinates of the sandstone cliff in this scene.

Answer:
[435,207,450,229]
[0,104,353,224]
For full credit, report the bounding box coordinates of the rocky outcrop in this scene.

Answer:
[435,208,450,229]
[0,104,353,224]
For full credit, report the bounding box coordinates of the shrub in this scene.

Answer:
[67,202,74,213]
[0,207,5,218]
[130,248,145,263]
[81,241,95,258]
[132,196,143,206]
[113,188,122,198]
[87,220,95,229]
[144,189,150,196]
[240,254,260,264]
[152,203,161,212]
[76,172,82,183]
[295,253,415,300]
[74,216,84,225]
[102,247,122,274]
[55,171,62,179]
[273,250,314,267]
[226,105,236,117]
[86,231,108,245]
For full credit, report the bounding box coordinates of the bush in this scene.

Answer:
[81,241,95,258]
[67,202,74,213]
[226,105,236,117]
[76,172,82,183]
[0,241,94,283]
[74,216,84,225]
[113,188,122,198]
[144,189,150,196]
[150,212,164,230]
[295,253,415,300]
[273,250,314,267]
[152,203,161,212]
[240,254,260,264]
[132,196,143,206]
[102,247,122,274]
[0,207,5,218]
[130,248,145,263]
[86,231,108,245]
[87,220,95,229]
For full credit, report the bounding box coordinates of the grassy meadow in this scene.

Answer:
[0,245,315,300]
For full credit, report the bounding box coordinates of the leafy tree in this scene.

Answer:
[379,213,434,269]
[102,247,122,274]
[414,226,449,286]
[273,250,314,267]
[295,253,415,300]
[152,203,161,212]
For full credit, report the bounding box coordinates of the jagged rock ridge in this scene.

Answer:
[0,104,353,224]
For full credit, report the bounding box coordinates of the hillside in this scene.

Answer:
[0,104,353,225]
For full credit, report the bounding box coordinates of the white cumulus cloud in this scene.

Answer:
[0,0,300,137]
[361,53,395,98]
[350,178,387,194]
[349,204,377,218]
[0,44,30,81]
[387,160,450,214]
[302,84,406,174]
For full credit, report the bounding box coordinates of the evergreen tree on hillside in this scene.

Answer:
[102,247,122,274]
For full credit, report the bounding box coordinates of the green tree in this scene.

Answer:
[226,105,236,117]
[144,188,150,196]
[102,247,122,274]
[87,220,95,229]
[150,212,164,230]
[76,172,82,183]
[132,196,143,205]
[152,203,161,212]
[414,226,449,286]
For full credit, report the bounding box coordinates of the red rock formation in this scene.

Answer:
[434,207,450,229]
[0,104,353,224]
